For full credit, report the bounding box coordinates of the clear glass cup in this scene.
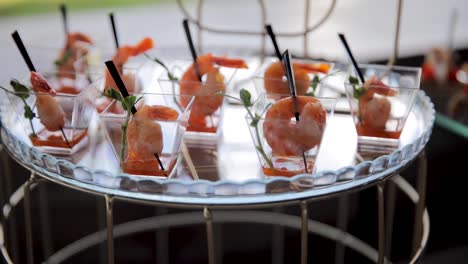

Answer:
[27,44,95,81]
[99,93,194,177]
[245,93,336,177]
[253,57,334,100]
[157,57,242,140]
[1,72,98,155]
[345,64,421,153]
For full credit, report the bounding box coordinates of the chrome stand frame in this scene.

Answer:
[204,206,216,264]
[105,195,114,264]
[300,201,308,264]
[377,183,386,264]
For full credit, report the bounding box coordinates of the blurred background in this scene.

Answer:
[0,0,467,263]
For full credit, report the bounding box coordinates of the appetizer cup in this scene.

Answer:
[253,57,334,100]
[246,93,336,177]
[99,93,194,177]
[27,45,94,80]
[345,64,421,153]
[1,71,98,155]
[157,56,243,139]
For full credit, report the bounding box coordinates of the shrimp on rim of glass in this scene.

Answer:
[179,53,248,131]
[263,95,327,157]
[264,61,331,100]
[104,37,154,94]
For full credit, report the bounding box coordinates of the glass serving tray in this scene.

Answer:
[0,57,435,206]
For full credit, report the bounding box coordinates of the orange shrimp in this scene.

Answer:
[263,96,326,156]
[57,32,93,79]
[359,76,398,129]
[179,53,248,128]
[126,105,179,160]
[30,72,66,132]
[105,37,154,94]
[264,61,331,99]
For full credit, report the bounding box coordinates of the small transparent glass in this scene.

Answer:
[246,93,336,177]
[253,57,334,100]
[345,64,421,153]
[27,45,95,81]
[1,72,98,155]
[99,93,194,177]
[157,57,242,139]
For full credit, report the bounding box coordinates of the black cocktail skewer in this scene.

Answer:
[338,33,365,83]
[265,24,283,61]
[182,19,201,82]
[282,50,309,173]
[59,4,69,36]
[109,13,120,50]
[12,30,72,148]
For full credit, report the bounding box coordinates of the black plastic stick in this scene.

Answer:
[105,60,136,114]
[282,50,300,120]
[59,4,69,36]
[338,33,365,83]
[182,19,201,81]
[265,24,282,61]
[109,13,120,50]
[12,31,36,72]
[283,49,309,173]
[60,127,72,148]
[154,153,167,176]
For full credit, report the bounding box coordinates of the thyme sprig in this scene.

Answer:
[305,70,342,97]
[104,89,143,168]
[144,53,178,81]
[8,79,37,137]
[219,89,274,170]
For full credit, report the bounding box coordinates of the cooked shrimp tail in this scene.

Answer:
[293,62,331,74]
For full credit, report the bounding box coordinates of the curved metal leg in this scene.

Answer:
[377,183,386,264]
[97,196,106,264]
[24,173,37,264]
[155,207,169,264]
[412,150,427,254]
[204,207,215,264]
[300,201,308,264]
[272,207,284,264]
[105,195,114,264]
[38,183,53,258]
[385,180,396,257]
[335,195,350,264]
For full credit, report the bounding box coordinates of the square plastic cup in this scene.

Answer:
[27,44,96,80]
[253,57,334,100]
[345,64,421,153]
[1,71,98,155]
[156,57,243,141]
[246,93,336,177]
[99,93,194,177]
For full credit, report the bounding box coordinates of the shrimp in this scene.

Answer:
[56,32,93,79]
[126,105,179,160]
[263,96,326,156]
[30,71,66,132]
[264,61,331,99]
[179,53,248,127]
[105,37,154,94]
[359,76,398,129]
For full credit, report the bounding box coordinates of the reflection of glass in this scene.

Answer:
[246,93,335,177]
[1,72,98,155]
[99,93,194,177]
[253,57,334,99]
[345,64,421,153]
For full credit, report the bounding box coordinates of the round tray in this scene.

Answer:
[0,61,435,207]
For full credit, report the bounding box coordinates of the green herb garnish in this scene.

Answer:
[104,89,143,168]
[144,53,178,81]
[9,79,37,137]
[54,49,73,67]
[220,89,274,170]
[306,71,342,97]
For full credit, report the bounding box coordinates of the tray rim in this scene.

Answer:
[0,90,434,206]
